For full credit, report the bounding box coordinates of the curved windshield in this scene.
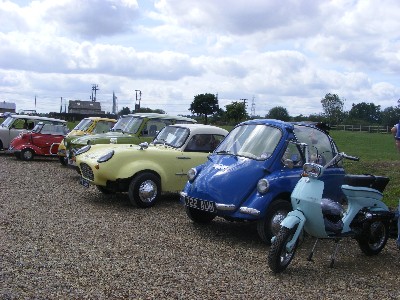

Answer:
[111,116,142,133]
[1,116,15,128]
[92,121,115,134]
[73,119,93,131]
[215,124,282,160]
[153,126,189,148]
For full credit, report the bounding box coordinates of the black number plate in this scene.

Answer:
[79,176,90,188]
[185,197,216,213]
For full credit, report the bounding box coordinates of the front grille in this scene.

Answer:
[80,163,94,181]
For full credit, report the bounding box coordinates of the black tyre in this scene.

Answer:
[185,206,216,223]
[21,149,34,161]
[257,199,292,245]
[96,185,115,194]
[14,152,21,160]
[59,156,68,166]
[128,173,161,208]
[357,220,389,255]
[268,226,298,273]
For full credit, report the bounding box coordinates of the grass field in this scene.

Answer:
[330,130,400,208]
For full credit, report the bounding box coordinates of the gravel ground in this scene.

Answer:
[1,154,400,299]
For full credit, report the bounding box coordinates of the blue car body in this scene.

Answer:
[181,119,346,243]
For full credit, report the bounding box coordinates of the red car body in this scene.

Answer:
[8,122,69,161]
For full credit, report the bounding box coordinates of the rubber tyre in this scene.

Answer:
[59,156,68,166]
[257,199,292,245]
[96,185,115,194]
[21,149,34,161]
[185,206,216,223]
[14,152,21,160]
[357,220,389,256]
[128,173,161,208]
[268,226,298,273]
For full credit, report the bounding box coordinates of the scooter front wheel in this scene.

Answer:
[268,226,298,273]
[356,220,389,256]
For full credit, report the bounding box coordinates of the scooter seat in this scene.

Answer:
[343,174,389,193]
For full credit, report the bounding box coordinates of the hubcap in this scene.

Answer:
[23,150,33,160]
[138,180,157,203]
[368,221,386,250]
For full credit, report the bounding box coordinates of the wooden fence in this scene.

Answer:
[330,124,392,133]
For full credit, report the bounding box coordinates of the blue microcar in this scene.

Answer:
[181,119,346,244]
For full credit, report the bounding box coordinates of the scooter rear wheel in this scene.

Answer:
[268,226,298,273]
[357,220,389,256]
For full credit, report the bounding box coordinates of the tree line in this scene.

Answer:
[118,93,400,127]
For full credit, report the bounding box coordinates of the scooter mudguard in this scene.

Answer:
[271,210,305,251]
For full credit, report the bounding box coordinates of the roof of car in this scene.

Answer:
[122,113,196,123]
[84,117,117,122]
[166,123,229,135]
[7,114,67,123]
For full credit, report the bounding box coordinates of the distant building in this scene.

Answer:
[0,101,16,114]
[68,100,104,114]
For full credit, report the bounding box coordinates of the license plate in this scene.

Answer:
[185,197,216,213]
[80,176,90,188]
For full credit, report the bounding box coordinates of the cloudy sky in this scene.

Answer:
[1,0,399,117]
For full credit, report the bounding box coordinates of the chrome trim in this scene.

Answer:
[239,207,261,216]
[215,203,236,211]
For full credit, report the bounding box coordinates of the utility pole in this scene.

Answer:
[240,98,248,113]
[91,84,99,102]
[135,90,142,112]
[251,96,256,117]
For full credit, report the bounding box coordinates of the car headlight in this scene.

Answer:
[257,178,270,194]
[75,145,91,156]
[187,168,197,182]
[97,150,114,163]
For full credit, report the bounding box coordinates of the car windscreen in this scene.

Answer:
[73,119,93,131]
[215,124,282,160]
[153,126,189,148]
[111,116,142,133]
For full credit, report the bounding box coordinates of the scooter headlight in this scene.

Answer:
[187,168,197,182]
[303,163,321,178]
[257,179,270,194]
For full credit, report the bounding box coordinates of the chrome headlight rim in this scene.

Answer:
[257,178,270,194]
[97,150,114,163]
[75,145,91,156]
[187,168,197,182]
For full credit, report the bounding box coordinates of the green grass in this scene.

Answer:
[330,130,400,208]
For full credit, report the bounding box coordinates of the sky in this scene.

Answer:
[0,0,399,117]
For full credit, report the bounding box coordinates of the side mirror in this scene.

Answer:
[283,159,294,169]
[139,142,149,150]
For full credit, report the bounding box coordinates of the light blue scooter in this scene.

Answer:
[268,151,397,273]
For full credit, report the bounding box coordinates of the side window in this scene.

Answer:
[294,126,334,165]
[186,134,216,152]
[282,142,304,167]
[143,120,171,137]
[13,119,26,129]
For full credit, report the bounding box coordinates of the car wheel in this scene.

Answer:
[257,199,292,245]
[59,156,68,166]
[128,173,161,208]
[96,185,115,194]
[0,140,3,150]
[185,206,216,223]
[21,149,34,161]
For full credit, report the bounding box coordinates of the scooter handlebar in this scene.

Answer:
[341,152,359,161]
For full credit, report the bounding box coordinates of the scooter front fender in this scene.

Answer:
[271,210,306,251]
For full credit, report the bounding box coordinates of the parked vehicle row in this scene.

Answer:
[2,114,398,272]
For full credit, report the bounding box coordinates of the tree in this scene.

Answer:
[118,107,131,116]
[225,101,248,124]
[136,107,166,114]
[189,93,219,124]
[348,102,381,124]
[266,106,290,121]
[321,93,344,125]
[381,106,400,126]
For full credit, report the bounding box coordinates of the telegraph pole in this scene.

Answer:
[135,90,142,112]
[251,96,256,117]
[91,84,99,102]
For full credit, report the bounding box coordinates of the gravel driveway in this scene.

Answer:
[1,154,400,299]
